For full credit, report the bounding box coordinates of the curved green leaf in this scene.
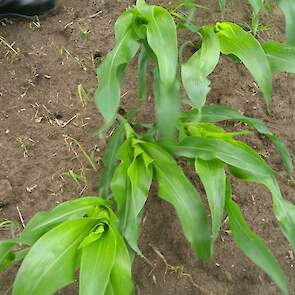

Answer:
[125,148,153,253]
[228,166,295,251]
[140,141,211,259]
[0,240,17,271]
[195,159,226,247]
[108,230,133,295]
[111,139,133,231]
[80,227,116,295]
[137,0,177,86]
[137,0,180,140]
[20,197,108,245]
[0,243,29,271]
[263,41,295,73]
[95,10,140,132]
[13,219,96,295]
[182,104,293,173]
[277,0,295,45]
[168,136,275,177]
[182,26,220,108]
[225,181,288,295]
[100,124,125,198]
[215,22,272,107]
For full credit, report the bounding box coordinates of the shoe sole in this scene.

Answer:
[0,6,57,20]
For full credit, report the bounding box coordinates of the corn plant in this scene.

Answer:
[1,1,295,294]
[181,22,295,113]
[100,111,294,294]
[0,197,133,295]
[217,0,295,44]
[96,0,180,140]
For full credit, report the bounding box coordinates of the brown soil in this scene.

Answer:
[0,0,294,294]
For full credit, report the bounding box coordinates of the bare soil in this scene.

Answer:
[0,0,294,294]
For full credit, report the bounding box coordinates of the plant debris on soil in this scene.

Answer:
[0,0,294,294]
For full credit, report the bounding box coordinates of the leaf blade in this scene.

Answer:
[95,10,140,131]
[187,104,293,173]
[13,219,96,295]
[80,227,116,295]
[100,124,125,198]
[277,0,295,45]
[140,141,211,259]
[195,159,226,247]
[182,26,220,108]
[215,22,272,107]
[20,197,108,245]
[168,136,275,178]
[109,230,133,295]
[263,41,295,73]
[137,1,180,140]
[226,181,288,295]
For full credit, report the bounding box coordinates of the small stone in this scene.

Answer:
[35,116,43,123]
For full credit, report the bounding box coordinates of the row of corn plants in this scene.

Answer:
[1,0,295,294]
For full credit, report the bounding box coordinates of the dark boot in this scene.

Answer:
[0,0,55,19]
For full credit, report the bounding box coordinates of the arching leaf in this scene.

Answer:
[225,180,288,295]
[13,219,96,295]
[182,26,220,108]
[140,141,211,260]
[215,22,272,108]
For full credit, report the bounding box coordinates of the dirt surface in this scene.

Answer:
[0,0,295,294]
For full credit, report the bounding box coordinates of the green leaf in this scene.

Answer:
[20,197,108,245]
[13,219,96,295]
[80,226,116,295]
[111,139,133,226]
[137,0,177,86]
[140,141,211,259]
[195,159,226,247]
[137,0,180,140]
[182,26,220,108]
[248,0,264,14]
[185,122,253,139]
[219,0,226,16]
[109,230,133,295]
[0,240,17,271]
[277,0,295,45]
[225,180,289,295]
[95,10,140,132]
[100,124,125,198]
[215,22,272,107]
[228,167,295,252]
[125,147,153,253]
[183,104,293,173]
[262,41,295,73]
[79,224,105,249]
[168,136,275,177]
[138,46,149,100]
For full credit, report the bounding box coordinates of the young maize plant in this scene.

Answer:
[96,0,180,140]
[0,198,133,295]
[102,111,294,295]
[181,21,295,114]
[217,0,295,44]
[0,1,294,295]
